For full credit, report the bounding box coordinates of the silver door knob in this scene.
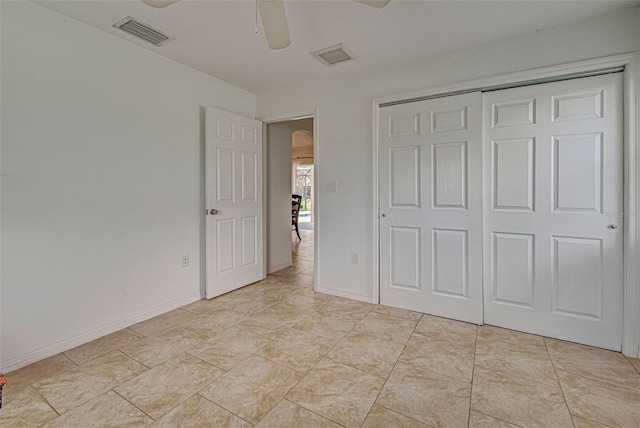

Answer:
[381,214,386,218]
[608,224,618,229]
[210,209,219,215]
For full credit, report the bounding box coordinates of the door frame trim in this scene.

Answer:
[372,52,640,357]
[259,108,320,291]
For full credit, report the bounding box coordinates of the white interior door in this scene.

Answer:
[483,73,624,350]
[205,107,264,298]
[379,92,483,324]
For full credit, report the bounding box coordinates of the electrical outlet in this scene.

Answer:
[182,255,190,268]
[351,252,359,264]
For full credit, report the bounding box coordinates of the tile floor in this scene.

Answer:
[2,228,640,427]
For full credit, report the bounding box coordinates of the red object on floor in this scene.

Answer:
[0,374,6,409]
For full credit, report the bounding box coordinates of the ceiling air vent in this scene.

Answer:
[311,44,357,66]
[113,16,172,46]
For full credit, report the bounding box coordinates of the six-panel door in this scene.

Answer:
[379,92,484,324]
[482,73,624,350]
[205,107,264,298]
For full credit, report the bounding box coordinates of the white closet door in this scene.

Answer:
[205,107,264,298]
[483,73,624,350]
[379,92,483,324]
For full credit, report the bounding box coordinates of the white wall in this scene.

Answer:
[0,1,256,371]
[265,118,312,273]
[256,7,640,302]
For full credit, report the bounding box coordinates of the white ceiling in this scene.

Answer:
[37,0,640,94]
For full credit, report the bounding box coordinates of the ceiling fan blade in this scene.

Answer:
[258,0,291,50]
[352,0,390,8]
[141,0,181,8]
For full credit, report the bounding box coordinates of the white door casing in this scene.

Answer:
[379,92,484,324]
[205,107,264,298]
[482,73,624,350]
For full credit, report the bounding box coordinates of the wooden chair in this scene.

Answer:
[292,194,302,241]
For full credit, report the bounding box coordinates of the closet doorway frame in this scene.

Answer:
[371,52,640,358]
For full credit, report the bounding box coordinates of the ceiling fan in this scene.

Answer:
[141,0,390,50]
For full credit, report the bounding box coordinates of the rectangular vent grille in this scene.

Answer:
[311,44,357,66]
[114,16,172,46]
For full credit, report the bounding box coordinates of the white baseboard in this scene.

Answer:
[316,284,375,304]
[0,292,202,373]
[267,261,293,274]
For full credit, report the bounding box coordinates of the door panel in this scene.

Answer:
[380,92,483,324]
[432,142,467,209]
[483,73,623,350]
[552,236,602,319]
[206,107,264,298]
[432,229,468,297]
[491,232,535,308]
[552,133,602,212]
[492,137,535,211]
[390,226,421,290]
[390,146,421,207]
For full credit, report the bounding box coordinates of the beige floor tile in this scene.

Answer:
[207,292,242,305]
[361,404,429,428]
[129,309,197,337]
[64,329,144,365]
[226,283,265,297]
[255,399,341,428]
[286,359,385,428]
[32,351,147,414]
[236,307,304,339]
[180,308,248,337]
[281,276,314,288]
[150,395,251,427]
[272,266,305,277]
[256,328,335,373]
[371,305,423,322]
[279,293,327,312]
[629,357,640,374]
[200,355,303,425]
[294,308,359,339]
[557,370,640,428]
[571,415,611,428]
[258,287,302,301]
[121,326,207,367]
[115,353,223,420]
[546,338,640,391]
[187,327,272,370]
[296,288,336,303]
[399,333,475,382]
[264,281,305,292]
[224,294,283,314]
[477,325,544,349]
[292,259,314,268]
[353,312,417,345]
[468,411,518,427]
[42,391,152,428]
[4,353,76,393]
[471,366,573,427]
[376,361,471,428]
[322,298,375,320]
[326,331,404,378]
[414,314,477,347]
[0,386,58,428]
[475,337,557,387]
[180,298,229,314]
[268,302,317,320]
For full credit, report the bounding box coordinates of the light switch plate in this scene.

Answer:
[327,182,338,193]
